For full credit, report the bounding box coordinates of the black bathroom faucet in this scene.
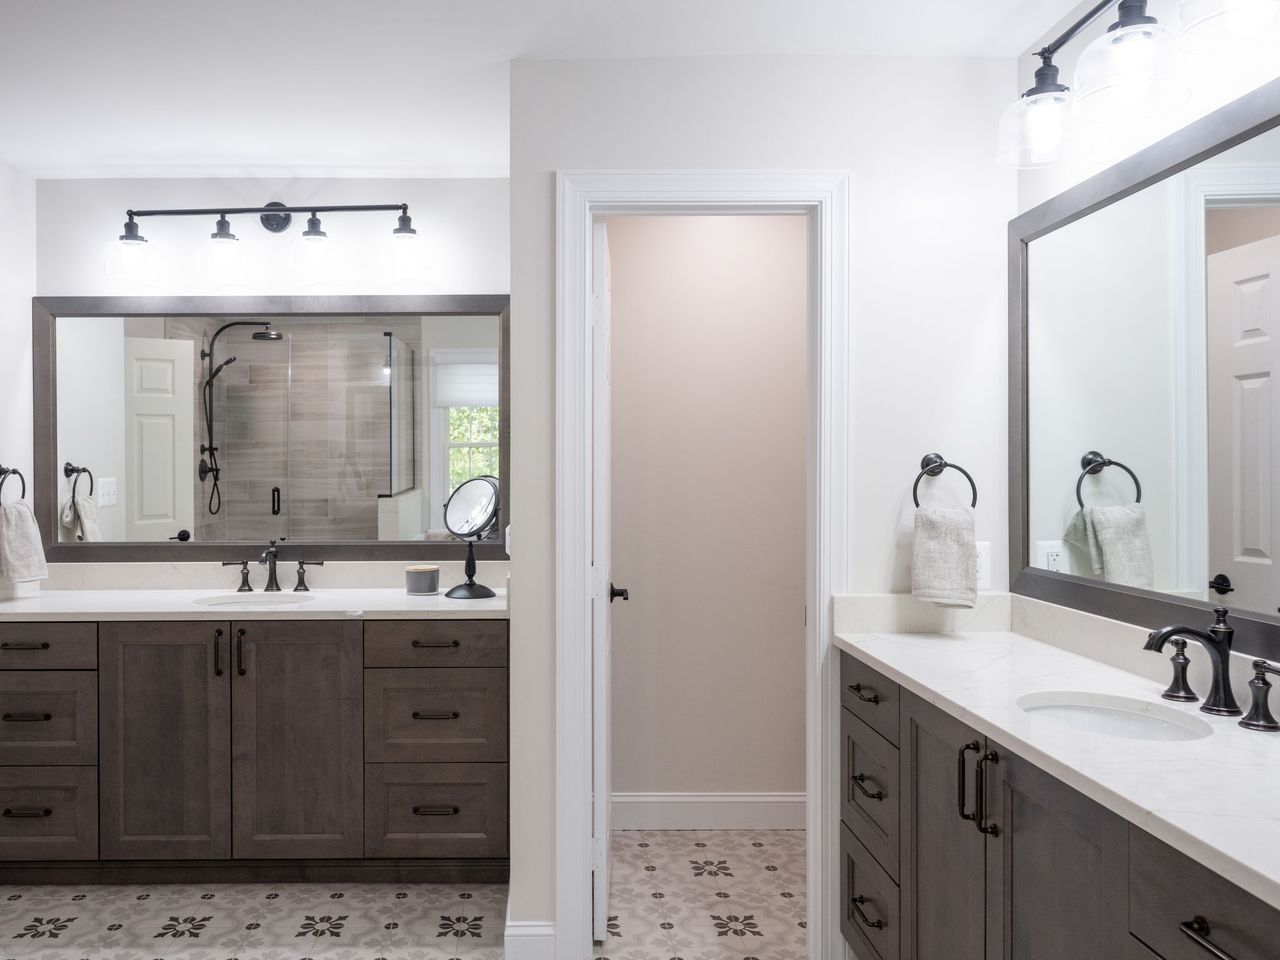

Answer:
[1145,607,1241,716]
[259,539,282,593]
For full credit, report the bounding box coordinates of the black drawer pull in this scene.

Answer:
[236,628,247,677]
[850,773,884,801]
[412,805,461,816]
[0,642,49,651]
[3,807,52,818]
[957,740,979,823]
[412,639,461,649]
[1,713,52,722]
[412,710,461,721]
[1180,916,1237,960]
[975,750,1001,837]
[850,895,885,930]
[213,628,224,677]
[848,683,879,704]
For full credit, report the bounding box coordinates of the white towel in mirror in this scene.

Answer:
[60,495,102,543]
[1064,504,1153,589]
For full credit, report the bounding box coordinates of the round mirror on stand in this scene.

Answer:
[443,475,500,599]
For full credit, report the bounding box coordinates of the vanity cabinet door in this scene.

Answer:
[981,743,1129,960]
[899,690,986,960]
[231,620,362,859]
[99,622,231,859]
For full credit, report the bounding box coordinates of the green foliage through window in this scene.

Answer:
[447,406,500,491]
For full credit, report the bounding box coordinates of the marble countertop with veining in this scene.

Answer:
[834,629,1280,911]
[0,588,508,621]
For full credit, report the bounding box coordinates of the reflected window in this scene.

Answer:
[429,349,499,531]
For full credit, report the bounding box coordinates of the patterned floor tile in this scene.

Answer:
[595,829,807,960]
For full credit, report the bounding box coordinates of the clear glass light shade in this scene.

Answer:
[997,91,1073,168]
[103,238,155,291]
[288,232,340,291]
[1073,23,1190,123]
[200,235,248,292]
[1180,0,1280,53]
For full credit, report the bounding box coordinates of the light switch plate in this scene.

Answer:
[98,477,118,507]
[1035,540,1065,572]
[975,541,991,590]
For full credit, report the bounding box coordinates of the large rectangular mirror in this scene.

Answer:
[34,296,509,561]
[1013,78,1280,659]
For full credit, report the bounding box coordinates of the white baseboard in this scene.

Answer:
[611,792,806,830]
[504,918,556,960]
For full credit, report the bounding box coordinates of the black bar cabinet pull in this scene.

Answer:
[975,750,1001,837]
[3,808,52,818]
[271,486,281,516]
[848,683,879,705]
[412,711,461,721]
[412,805,461,817]
[213,628,224,677]
[957,741,980,822]
[0,642,49,651]
[1,713,52,722]
[1180,916,1237,960]
[412,639,461,649]
[850,773,884,802]
[850,895,885,930]
[236,628,247,677]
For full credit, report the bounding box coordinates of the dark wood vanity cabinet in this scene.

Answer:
[0,617,508,881]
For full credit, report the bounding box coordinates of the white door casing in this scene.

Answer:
[123,337,195,541]
[1207,234,1280,611]
[554,171,852,960]
[590,220,613,943]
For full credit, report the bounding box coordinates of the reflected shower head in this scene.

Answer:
[252,329,283,342]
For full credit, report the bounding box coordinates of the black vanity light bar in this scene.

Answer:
[1038,0,1124,60]
[119,201,417,241]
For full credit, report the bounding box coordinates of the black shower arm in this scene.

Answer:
[204,320,273,362]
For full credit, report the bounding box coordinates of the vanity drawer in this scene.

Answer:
[0,623,97,670]
[0,766,97,860]
[364,762,508,858]
[841,707,899,879]
[0,672,97,765]
[840,821,899,960]
[364,621,508,668]
[1130,827,1280,960]
[840,652,900,747]
[364,668,508,762]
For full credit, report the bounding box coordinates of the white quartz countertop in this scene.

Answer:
[834,629,1280,911]
[0,588,508,621]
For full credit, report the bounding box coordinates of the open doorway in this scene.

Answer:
[594,214,809,958]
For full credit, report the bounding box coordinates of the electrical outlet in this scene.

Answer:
[1036,540,1065,572]
[98,477,118,508]
[975,541,991,590]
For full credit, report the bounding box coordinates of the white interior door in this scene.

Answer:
[591,219,614,943]
[1207,234,1280,609]
[124,337,195,541]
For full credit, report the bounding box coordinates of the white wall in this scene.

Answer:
[54,317,126,541]
[509,54,1014,925]
[606,214,807,797]
[1017,0,1280,212]
[0,161,36,505]
[37,177,509,296]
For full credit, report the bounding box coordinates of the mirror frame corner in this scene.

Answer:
[1009,75,1280,661]
[32,294,511,563]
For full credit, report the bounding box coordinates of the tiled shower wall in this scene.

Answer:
[163,317,420,543]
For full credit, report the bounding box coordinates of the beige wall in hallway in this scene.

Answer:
[605,214,807,795]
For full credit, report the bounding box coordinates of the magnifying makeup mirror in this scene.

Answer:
[443,475,500,599]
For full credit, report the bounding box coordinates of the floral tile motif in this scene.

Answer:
[595,829,806,960]
[0,882,507,959]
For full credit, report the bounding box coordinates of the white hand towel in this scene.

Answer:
[911,506,977,608]
[1064,504,1153,589]
[0,500,49,582]
[59,495,102,543]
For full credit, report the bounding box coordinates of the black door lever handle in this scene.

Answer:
[610,584,630,603]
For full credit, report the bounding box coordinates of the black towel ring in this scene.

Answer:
[912,453,978,509]
[1075,450,1141,508]
[0,466,25,501]
[64,461,94,498]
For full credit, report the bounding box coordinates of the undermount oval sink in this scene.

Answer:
[193,593,316,607]
[1016,690,1213,742]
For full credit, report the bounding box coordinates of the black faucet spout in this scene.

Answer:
[259,539,282,593]
[1145,608,1240,717]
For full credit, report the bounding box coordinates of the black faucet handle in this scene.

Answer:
[293,560,324,593]
[1240,660,1280,732]
[1160,636,1198,703]
[221,560,253,593]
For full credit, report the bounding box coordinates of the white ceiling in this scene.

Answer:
[0,0,1070,179]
